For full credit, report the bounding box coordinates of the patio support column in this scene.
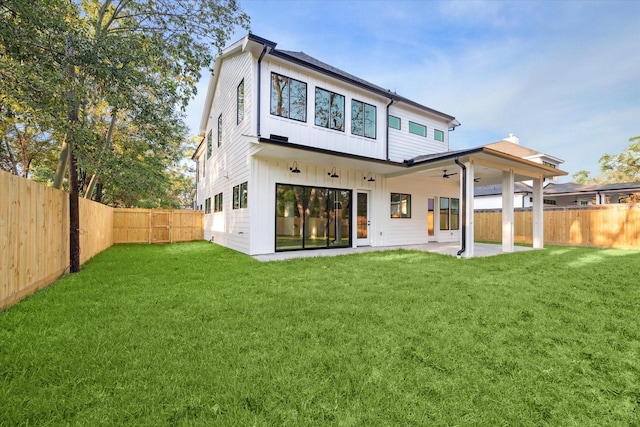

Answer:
[502,169,515,253]
[532,177,544,249]
[463,160,475,258]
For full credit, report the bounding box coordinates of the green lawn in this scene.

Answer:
[1,242,639,426]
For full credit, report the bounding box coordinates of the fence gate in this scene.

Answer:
[151,211,171,243]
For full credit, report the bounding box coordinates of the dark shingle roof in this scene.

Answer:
[474,183,533,196]
[544,181,640,195]
[269,48,456,122]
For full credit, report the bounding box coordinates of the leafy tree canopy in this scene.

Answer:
[571,136,640,185]
[0,0,249,208]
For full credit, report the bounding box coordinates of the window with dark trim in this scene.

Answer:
[390,193,411,218]
[217,114,222,147]
[205,197,211,214]
[315,87,345,131]
[237,79,245,124]
[439,197,459,230]
[351,99,376,139]
[388,115,401,130]
[233,182,248,209]
[214,193,223,212]
[206,130,212,158]
[270,73,307,122]
[409,121,426,137]
[434,129,444,142]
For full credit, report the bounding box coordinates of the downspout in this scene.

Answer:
[256,45,269,137]
[386,99,394,161]
[455,157,466,257]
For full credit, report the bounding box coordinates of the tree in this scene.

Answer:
[1,0,249,272]
[571,169,594,184]
[598,136,640,183]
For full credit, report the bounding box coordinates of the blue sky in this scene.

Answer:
[184,0,640,182]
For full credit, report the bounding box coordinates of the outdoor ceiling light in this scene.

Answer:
[364,172,375,182]
[328,167,339,178]
[289,161,301,174]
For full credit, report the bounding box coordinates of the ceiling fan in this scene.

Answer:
[442,170,458,179]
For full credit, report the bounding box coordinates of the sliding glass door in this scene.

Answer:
[275,184,351,251]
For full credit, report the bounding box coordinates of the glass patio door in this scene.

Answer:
[275,184,351,251]
[357,192,370,246]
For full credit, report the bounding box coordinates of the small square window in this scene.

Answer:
[390,193,411,218]
[434,129,444,142]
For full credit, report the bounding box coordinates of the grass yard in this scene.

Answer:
[1,242,639,426]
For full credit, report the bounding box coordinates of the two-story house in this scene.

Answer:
[194,34,566,258]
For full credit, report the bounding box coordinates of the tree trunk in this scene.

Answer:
[66,40,80,273]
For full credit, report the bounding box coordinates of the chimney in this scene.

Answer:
[505,133,520,145]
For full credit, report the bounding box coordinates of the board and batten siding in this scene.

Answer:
[383,175,460,245]
[387,104,450,163]
[249,157,383,255]
[259,57,387,160]
[201,52,254,254]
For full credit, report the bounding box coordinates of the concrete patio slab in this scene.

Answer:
[252,242,535,262]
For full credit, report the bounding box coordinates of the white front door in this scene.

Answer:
[356,192,370,246]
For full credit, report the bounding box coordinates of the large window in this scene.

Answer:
[315,87,345,131]
[237,79,244,124]
[214,193,223,213]
[351,100,376,139]
[206,130,212,158]
[233,182,248,209]
[409,121,427,137]
[270,73,307,122]
[275,184,351,251]
[390,193,411,218]
[439,197,459,230]
[217,114,222,147]
[434,129,444,142]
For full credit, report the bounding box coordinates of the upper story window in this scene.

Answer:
[543,161,557,168]
[434,129,444,142]
[270,73,307,122]
[237,79,244,124]
[388,115,401,130]
[217,114,222,147]
[206,130,212,158]
[351,100,376,139]
[409,121,427,137]
[315,87,345,131]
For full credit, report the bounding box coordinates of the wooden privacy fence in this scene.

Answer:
[475,205,640,248]
[113,208,203,244]
[1,171,114,309]
[1,170,204,310]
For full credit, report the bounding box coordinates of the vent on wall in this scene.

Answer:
[270,134,289,142]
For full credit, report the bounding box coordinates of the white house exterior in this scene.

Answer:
[194,34,567,258]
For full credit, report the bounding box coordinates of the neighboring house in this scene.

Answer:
[475,181,640,209]
[475,137,638,209]
[543,181,640,206]
[193,33,566,257]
